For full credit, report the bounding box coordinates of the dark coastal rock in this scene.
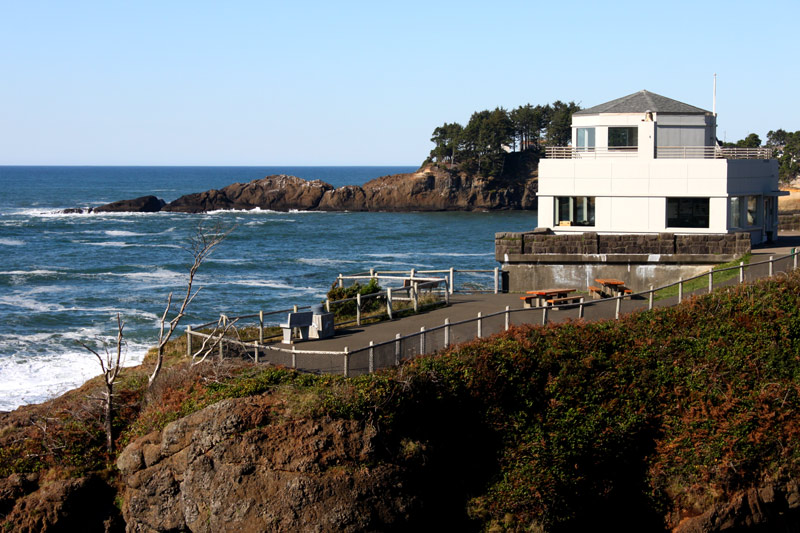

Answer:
[84,165,538,214]
[163,175,333,213]
[93,195,166,213]
[117,395,418,532]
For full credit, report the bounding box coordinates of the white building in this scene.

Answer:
[537,90,781,244]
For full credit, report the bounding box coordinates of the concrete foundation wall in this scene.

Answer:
[496,231,751,292]
[504,261,715,293]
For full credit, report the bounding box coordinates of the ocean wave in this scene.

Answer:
[0,340,149,411]
[0,269,62,277]
[0,294,67,312]
[0,238,25,246]
[297,257,357,267]
[228,279,319,293]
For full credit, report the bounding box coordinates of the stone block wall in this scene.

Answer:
[597,233,675,254]
[496,231,751,259]
[779,211,800,231]
[674,233,751,256]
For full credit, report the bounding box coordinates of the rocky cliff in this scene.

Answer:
[82,165,538,214]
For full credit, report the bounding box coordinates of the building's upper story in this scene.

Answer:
[545,90,772,161]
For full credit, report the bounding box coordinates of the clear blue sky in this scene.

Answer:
[1,0,797,165]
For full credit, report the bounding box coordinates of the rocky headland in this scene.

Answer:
[3,270,800,531]
[68,164,538,214]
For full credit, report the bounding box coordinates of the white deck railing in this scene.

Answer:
[545,146,773,160]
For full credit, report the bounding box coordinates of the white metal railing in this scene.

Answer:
[656,146,772,159]
[336,267,501,295]
[545,146,639,159]
[546,145,773,160]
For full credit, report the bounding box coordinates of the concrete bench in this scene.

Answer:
[280,311,314,344]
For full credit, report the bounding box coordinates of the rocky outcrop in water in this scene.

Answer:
[84,166,538,214]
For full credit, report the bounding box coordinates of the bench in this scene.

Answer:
[279,311,314,344]
[520,295,539,308]
[546,295,585,307]
[588,285,606,299]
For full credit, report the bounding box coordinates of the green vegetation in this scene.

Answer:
[2,270,800,530]
[654,253,751,300]
[326,278,383,319]
[428,101,581,178]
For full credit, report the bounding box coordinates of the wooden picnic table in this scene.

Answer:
[594,278,627,298]
[521,288,577,308]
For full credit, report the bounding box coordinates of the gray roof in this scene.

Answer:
[574,90,711,115]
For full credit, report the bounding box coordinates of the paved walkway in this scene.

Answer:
[266,231,800,359]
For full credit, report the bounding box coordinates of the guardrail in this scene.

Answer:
[336,267,501,295]
[185,249,799,376]
[545,146,773,160]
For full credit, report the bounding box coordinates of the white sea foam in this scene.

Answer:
[297,258,356,267]
[228,279,320,294]
[83,241,132,247]
[104,230,147,237]
[0,338,149,411]
[0,238,24,246]
[0,269,61,277]
[0,294,66,312]
[115,268,185,285]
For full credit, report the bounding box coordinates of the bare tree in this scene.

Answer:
[78,313,125,454]
[189,314,240,366]
[148,222,230,389]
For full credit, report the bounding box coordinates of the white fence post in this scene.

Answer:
[794,248,797,270]
[444,318,450,347]
[395,333,401,365]
[356,293,362,326]
[325,299,331,313]
[419,326,425,354]
[386,288,393,320]
[494,267,499,294]
[649,285,654,310]
[739,261,744,283]
[291,346,296,368]
[615,297,621,320]
[293,304,298,313]
[477,312,482,338]
[369,341,374,373]
[769,255,774,276]
[578,299,584,319]
[258,310,264,344]
[505,306,510,331]
[542,307,548,325]
[708,270,713,293]
[338,274,343,288]
[343,347,349,377]
[413,283,419,313]
[678,277,683,303]
[186,326,192,357]
[254,344,259,364]
[444,279,450,305]
[218,336,224,360]
[449,267,455,294]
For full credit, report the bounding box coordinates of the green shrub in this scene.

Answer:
[326,278,383,319]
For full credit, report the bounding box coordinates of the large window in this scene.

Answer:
[747,196,759,226]
[555,196,595,227]
[730,197,741,228]
[608,127,638,150]
[667,198,709,228]
[577,128,595,151]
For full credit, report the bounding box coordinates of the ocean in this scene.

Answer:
[0,166,537,410]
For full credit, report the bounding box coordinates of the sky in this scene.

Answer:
[1,0,798,166]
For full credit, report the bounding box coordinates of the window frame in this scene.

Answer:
[666,197,710,229]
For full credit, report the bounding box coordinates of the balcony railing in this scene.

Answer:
[656,146,772,159]
[545,146,773,160]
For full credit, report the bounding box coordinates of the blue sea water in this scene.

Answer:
[0,166,537,410]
